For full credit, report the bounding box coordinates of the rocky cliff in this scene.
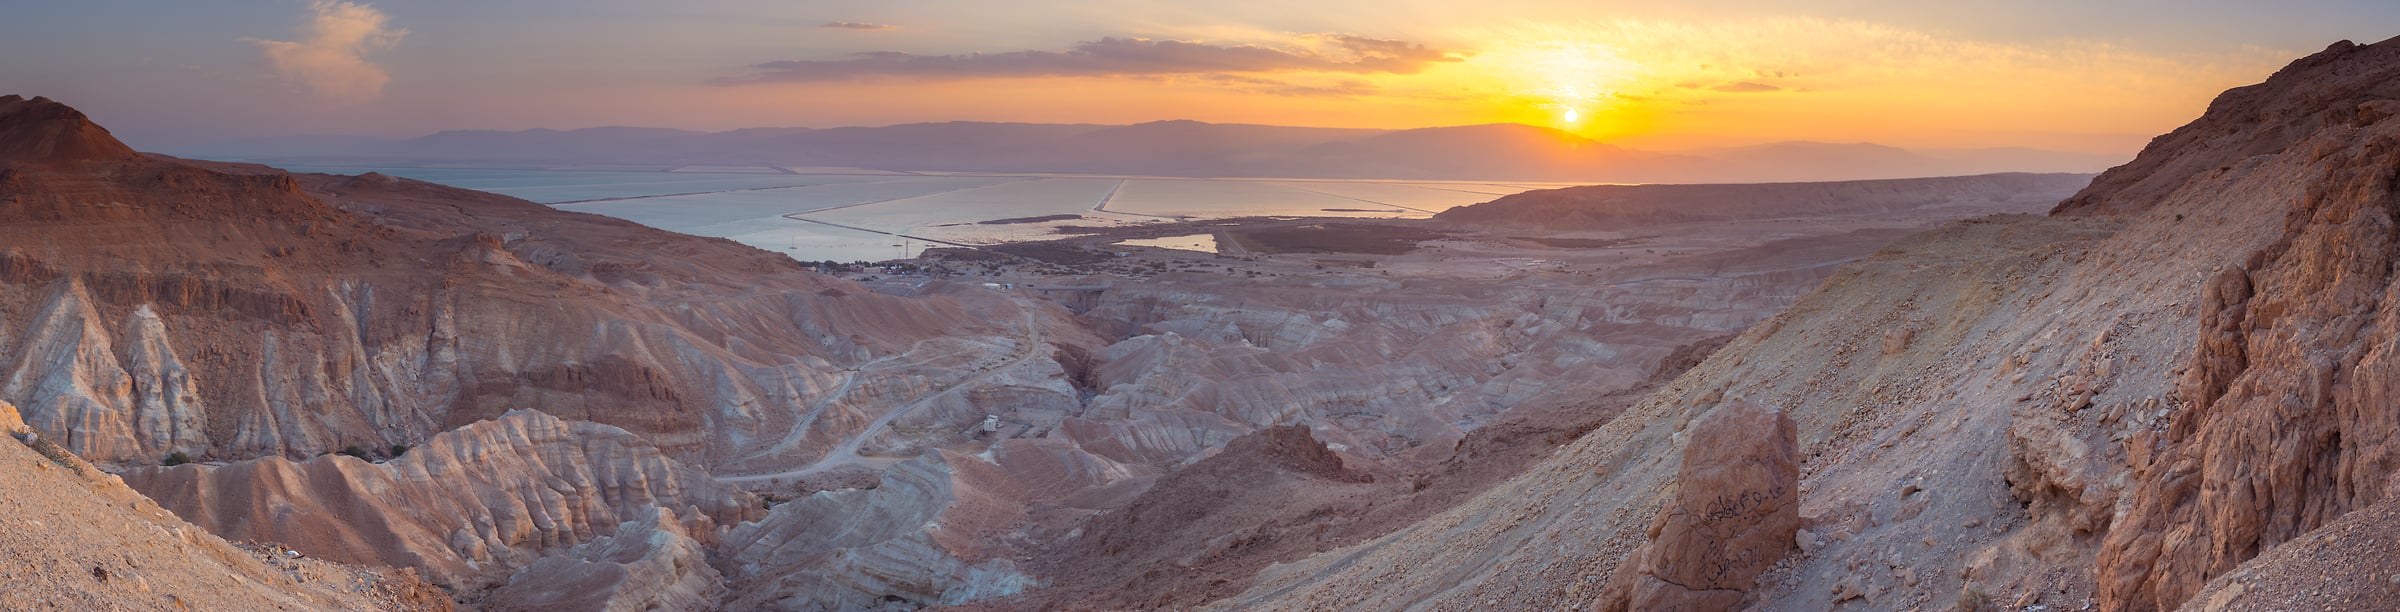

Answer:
[2085,37,2400,611]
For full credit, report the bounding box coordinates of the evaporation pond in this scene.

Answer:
[1117,234,1219,253]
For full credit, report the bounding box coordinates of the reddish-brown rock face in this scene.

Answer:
[2091,37,2400,611]
[1598,400,1800,611]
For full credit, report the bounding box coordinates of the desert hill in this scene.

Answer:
[1228,35,2400,612]
[0,96,140,165]
[1433,172,2095,230]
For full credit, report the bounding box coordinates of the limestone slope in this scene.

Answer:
[1233,35,2400,612]
[0,399,440,611]
[482,507,728,612]
[122,409,762,593]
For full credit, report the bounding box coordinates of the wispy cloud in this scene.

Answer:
[245,0,406,102]
[1187,74,1380,97]
[724,35,1460,84]
[1710,81,1782,93]
[821,22,897,31]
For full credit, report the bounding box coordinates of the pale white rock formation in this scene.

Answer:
[1060,265,1804,471]
[123,409,761,590]
[1,281,209,461]
[483,507,726,612]
[719,455,1039,610]
[119,304,208,455]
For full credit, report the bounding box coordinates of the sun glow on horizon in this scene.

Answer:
[1458,38,1647,135]
[183,16,2291,157]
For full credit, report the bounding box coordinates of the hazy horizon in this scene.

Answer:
[183,116,2142,156]
[183,117,2128,185]
[8,1,2398,155]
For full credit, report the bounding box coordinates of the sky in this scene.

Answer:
[4,1,2395,154]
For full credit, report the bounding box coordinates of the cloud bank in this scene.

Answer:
[246,0,406,102]
[821,22,897,31]
[727,35,1458,83]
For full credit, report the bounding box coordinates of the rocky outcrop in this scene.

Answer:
[482,507,726,612]
[1597,400,1799,611]
[122,409,761,591]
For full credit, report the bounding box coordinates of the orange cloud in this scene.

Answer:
[1710,82,1781,93]
[246,0,406,102]
[724,35,1460,83]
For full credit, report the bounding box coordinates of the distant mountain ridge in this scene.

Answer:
[189,119,2127,184]
[1434,172,2097,229]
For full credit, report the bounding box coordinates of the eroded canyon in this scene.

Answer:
[2,33,2396,612]
[0,89,2082,609]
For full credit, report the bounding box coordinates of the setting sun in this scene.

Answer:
[1464,38,1645,132]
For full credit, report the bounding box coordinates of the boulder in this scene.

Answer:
[1598,400,1801,611]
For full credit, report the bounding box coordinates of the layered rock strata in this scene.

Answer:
[123,409,761,591]
[0,398,438,610]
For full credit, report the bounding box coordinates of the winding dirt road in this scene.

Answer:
[723,307,1044,482]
